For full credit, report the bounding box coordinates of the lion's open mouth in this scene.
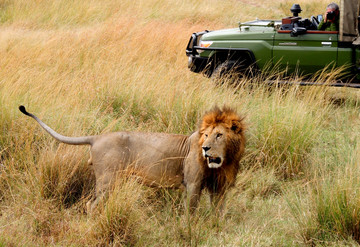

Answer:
[206,156,223,169]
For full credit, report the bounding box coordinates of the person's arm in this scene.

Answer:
[318,19,325,30]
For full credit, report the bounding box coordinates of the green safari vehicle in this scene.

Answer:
[186,0,360,86]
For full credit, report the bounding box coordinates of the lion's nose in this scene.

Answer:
[202,146,211,152]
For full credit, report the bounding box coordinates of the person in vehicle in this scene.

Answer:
[318,2,340,31]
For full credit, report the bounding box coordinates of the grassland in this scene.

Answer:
[1,0,360,246]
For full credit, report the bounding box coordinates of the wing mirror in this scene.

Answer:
[291,27,307,37]
[317,15,323,23]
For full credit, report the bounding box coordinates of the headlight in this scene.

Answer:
[199,40,213,48]
[197,40,213,54]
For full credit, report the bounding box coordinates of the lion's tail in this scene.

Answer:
[19,105,94,146]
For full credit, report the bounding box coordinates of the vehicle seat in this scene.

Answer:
[280,17,300,30]
[311,15,320,29]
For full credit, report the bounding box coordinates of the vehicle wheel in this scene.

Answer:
[211,59,254,84]
[211,61,237,81]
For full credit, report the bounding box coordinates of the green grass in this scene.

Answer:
[287,146,360,245]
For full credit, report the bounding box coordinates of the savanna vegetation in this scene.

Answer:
[1,0,360,245]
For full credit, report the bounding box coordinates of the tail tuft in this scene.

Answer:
[19,105,30,116]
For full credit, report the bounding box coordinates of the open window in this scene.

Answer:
[279,4,318,32]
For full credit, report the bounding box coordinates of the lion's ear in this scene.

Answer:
[231,120,243,134]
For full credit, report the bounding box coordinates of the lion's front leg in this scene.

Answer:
[183,131,205,213]
[210,191,226,216]
[185,182,202,213]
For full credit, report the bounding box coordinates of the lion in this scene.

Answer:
[19,105,245,214]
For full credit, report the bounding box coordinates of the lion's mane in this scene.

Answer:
[198,106,246,193]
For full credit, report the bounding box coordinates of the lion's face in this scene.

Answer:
[200,124,228,168]
[198,106,245,169]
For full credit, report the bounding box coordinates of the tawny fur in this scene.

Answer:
[19,105,245,214]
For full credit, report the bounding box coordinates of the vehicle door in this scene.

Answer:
[273,30,338,75]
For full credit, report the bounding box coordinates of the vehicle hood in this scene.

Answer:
[201,20,280,41]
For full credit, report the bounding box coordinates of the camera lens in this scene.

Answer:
[327,11,335,19]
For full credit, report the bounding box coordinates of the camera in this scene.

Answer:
[327,11,335,20]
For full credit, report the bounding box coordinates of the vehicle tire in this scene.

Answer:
[211,61,237,81]
[211,59,254,84]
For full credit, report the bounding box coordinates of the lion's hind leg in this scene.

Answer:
[86,197,99,215]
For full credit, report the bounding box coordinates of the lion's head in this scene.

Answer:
[198,106,245,169]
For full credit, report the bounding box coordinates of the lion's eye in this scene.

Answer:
[216,133,223,139]
[204,134,208,138]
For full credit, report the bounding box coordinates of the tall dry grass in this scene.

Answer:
[1,0,360,246]
[288,146,360,245]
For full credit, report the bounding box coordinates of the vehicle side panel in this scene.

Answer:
[273,32,338,74]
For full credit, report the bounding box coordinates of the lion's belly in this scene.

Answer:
[133,164,184,188]
[127,143,185,188]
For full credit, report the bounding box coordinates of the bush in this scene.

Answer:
[289,147,360,244]
[249,85,329,179]
[38,147,95,208]
[91,177,147,246]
